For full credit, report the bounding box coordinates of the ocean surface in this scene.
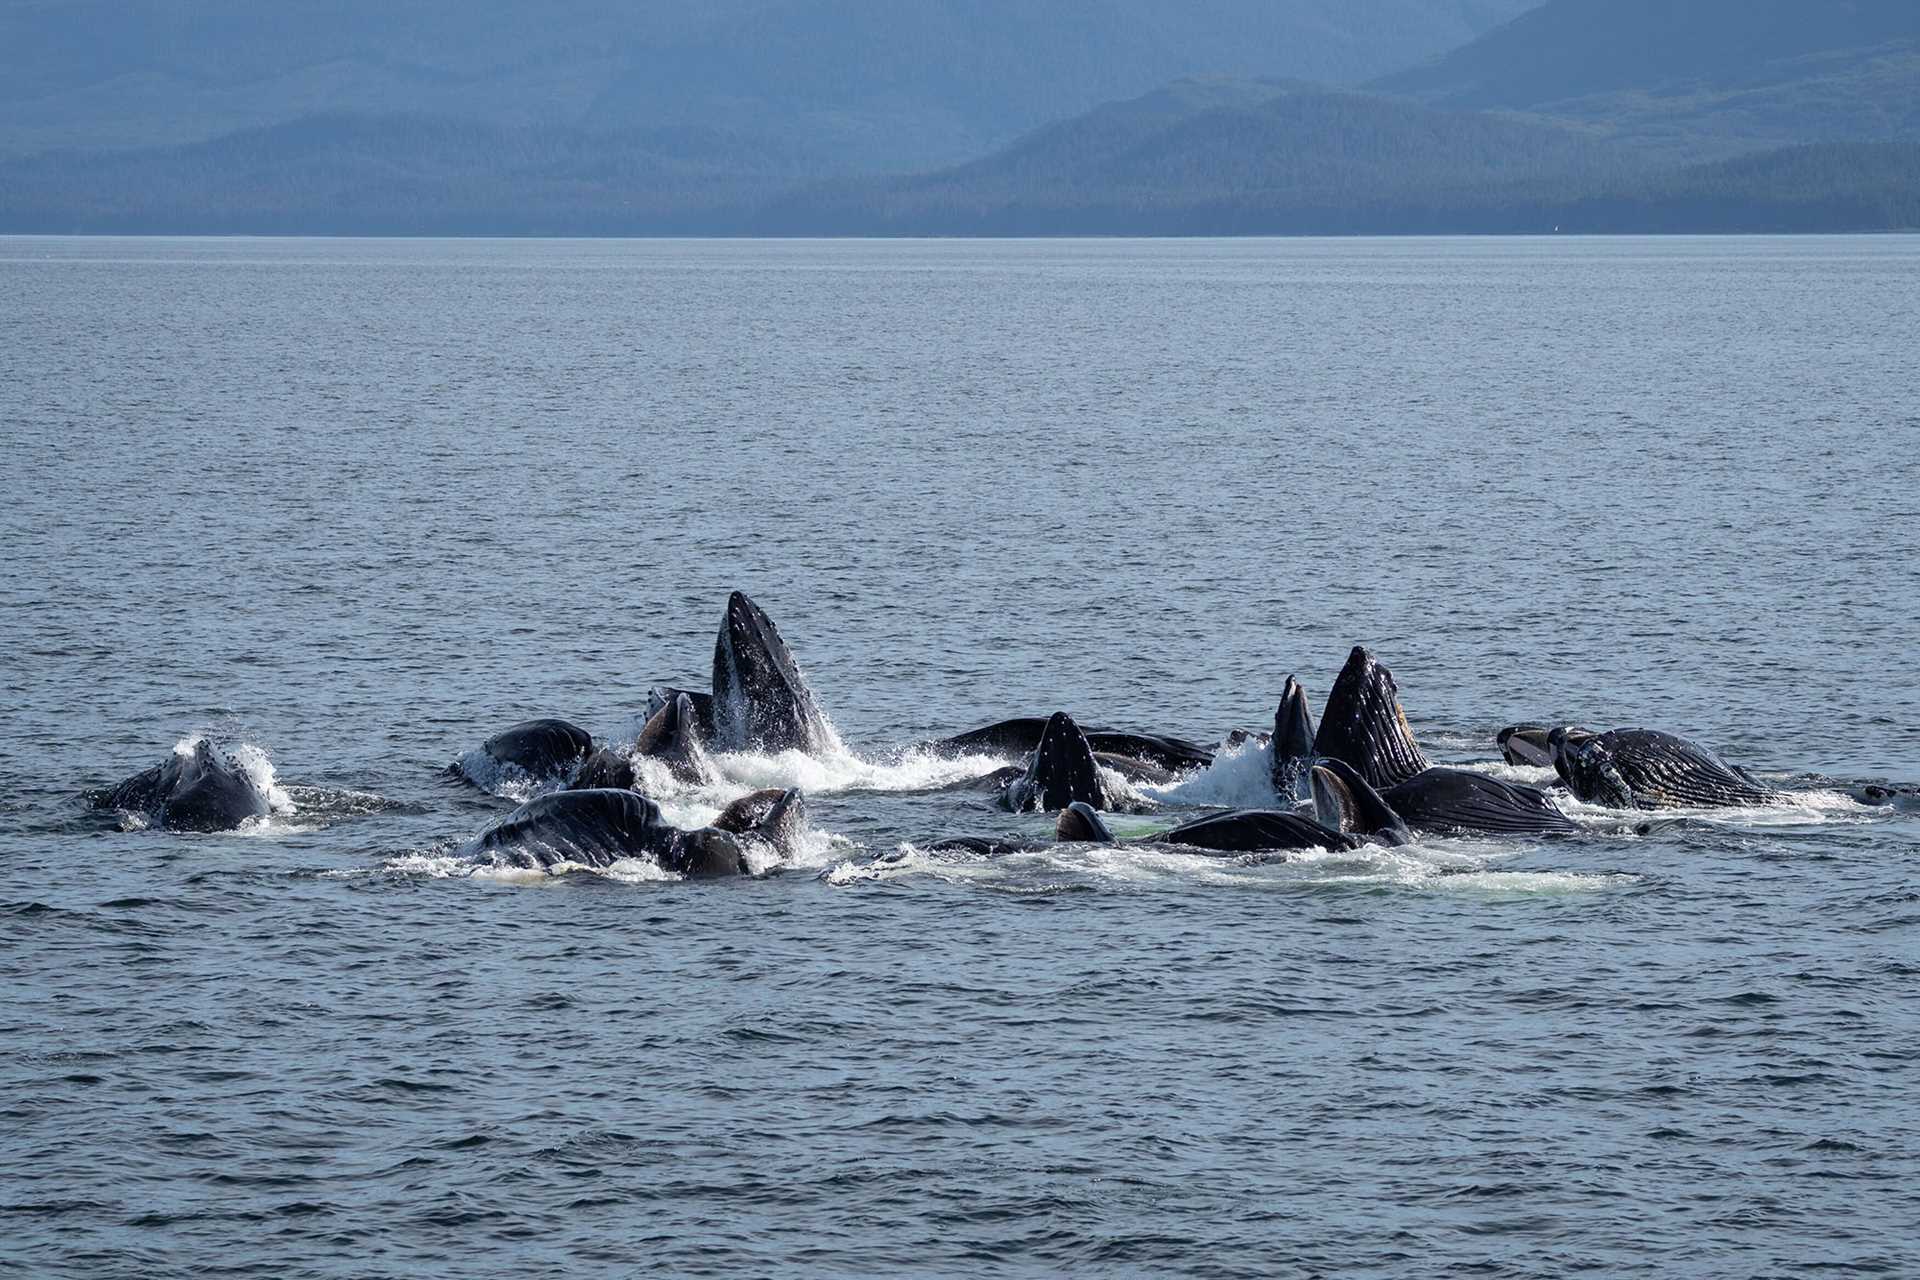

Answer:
[3,235,1918,1278]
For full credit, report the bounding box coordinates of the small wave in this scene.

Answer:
[1457,759,1562,786]
[829,831,1636,896]
[447,747,567,804]
[375,850,684,884]
[1556,787,1875,831]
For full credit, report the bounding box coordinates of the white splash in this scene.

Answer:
[828,830,1639,897]
[448,746,569,804]
[1143,735,1281,808]
[1457,759,1561,787]
[708,744,1006,798]
[1552,786,1871,831]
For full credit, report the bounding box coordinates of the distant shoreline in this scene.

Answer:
[3,229,1917,241]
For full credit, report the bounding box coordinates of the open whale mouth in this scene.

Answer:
[712,592,834,754]
[1312,646,1432,790]
[1310,758,1412,846]
[1015,711,1104,812]
[1497,725,1558,768]
[1271,675,1317,797]
[1311,764,1359,833]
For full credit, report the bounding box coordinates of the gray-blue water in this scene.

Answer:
[3,236,1918,1278]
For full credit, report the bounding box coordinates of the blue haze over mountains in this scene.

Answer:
[0,0,1915,234]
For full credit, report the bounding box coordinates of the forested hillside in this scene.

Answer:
[1376,0,1920,160]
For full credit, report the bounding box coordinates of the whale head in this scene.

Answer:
[1550,729,1636,808]
[1055,801,1116,843]
[635,691,717,785]
[157,740,270,832]
[1312,646,1432,790]
[711,592,834,755]
[1008,711,1105,813]
[669,828,753,879]
[1270,675,1317,799]
[714,787,808,856]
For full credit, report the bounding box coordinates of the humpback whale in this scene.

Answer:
[711,593,836,754]
[454,718,593,787]
[1550,728,1786,810]
[1270,676,1317,800]
[1497,725,1558,768]
[631,691,718,785]
[928,719,1213,774]
[925,800,1356,859]
[998,712,1151,813]
[645,687,718,742]
[570,748,638,792]
[1311,758,1576,839]
[472,787,806,876]
[1312,647,1433,790]
[1056,801,1360,854]
[1309,761,1414,846]
[712,787,809,852]
[92,739,272,832]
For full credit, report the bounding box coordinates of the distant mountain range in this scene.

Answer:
[0,0,1915,235]
[0,0,1537,169]
[756,79,1920,235]
[1376,0,1920,161]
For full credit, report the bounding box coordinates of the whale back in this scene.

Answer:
[570,748,638,792]
[1084,731,1213,773]
[1382,768,1578,835]
[481,719,593,780]
[928,718,1212,773]
[473,788,677,869]
[711,592,834,754]
[1312,646,1432,790]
